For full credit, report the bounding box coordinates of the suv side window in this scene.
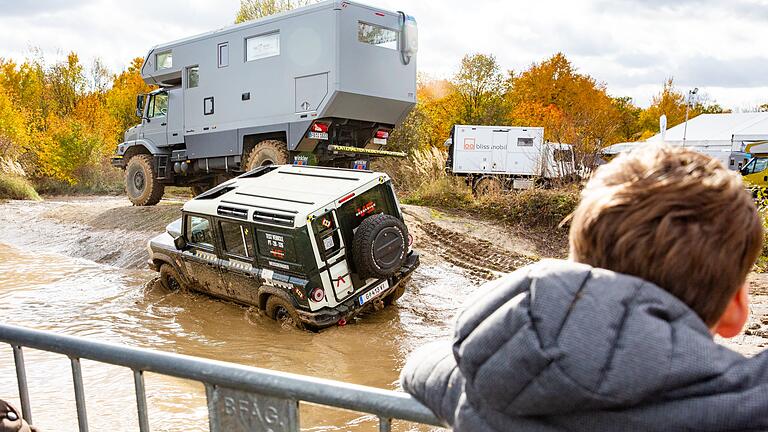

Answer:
[220,220,254,258]
[186,215,214,249]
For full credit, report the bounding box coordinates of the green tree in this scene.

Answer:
[235,0,315,23]
[451,54,508,125]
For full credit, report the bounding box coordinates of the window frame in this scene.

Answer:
[218,219,256,261]
[155,51,173,71]
[146,92,168,118]
[244,32,280,62]
[184,213,216,252]
[517,137,534,147]
[357,21,399,50]
[186,65,199,88]
[217,43,229,68]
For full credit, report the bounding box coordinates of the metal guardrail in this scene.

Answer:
[0,324,444,432]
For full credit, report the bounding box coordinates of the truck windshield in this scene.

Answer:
[744,158,768,175]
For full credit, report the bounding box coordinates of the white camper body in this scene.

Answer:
[447,125,574,180]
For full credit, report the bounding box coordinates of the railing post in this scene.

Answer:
[133,370,150,432]
[70,357,89,432]
[12,345,32,424]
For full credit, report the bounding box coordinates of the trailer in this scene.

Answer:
[112,0,418,205]
[445,125,575,193]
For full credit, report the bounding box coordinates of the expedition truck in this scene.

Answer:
[444,125,576,194]
[740,141,768,188]
[148,164,419,330]
[112,0,418,205]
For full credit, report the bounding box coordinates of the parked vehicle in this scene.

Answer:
[148,165,419,330]
[739,141,768,189]
[444,125,576,193]
[113,0,418,205]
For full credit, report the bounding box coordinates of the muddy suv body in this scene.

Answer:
[148,165,419,329]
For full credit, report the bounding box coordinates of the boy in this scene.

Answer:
[401,146,766,431]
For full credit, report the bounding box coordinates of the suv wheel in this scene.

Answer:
[125,155,165,206]
[159,264,184,291]
[266,296,304,329]
[244,140,289,171]
[352,214,409,279]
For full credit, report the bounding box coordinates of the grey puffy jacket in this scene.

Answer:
[401,259,768,431]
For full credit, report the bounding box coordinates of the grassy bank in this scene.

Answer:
[0,175,41,201]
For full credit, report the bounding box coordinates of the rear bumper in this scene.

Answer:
[297,251,420,328]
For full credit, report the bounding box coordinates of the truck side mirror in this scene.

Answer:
[135,94,145,118]
[174,235,188,250]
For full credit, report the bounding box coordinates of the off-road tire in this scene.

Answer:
[159,264,184,292]
[125,155,165,206]
[265,296,304,329]
[352,214,409,279]
[244,140,289,171]
[473,176,504,196]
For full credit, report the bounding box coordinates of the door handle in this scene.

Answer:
[161,122,167,126]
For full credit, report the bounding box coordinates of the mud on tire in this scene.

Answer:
[265,296,304,329]
[159,264,184,291]
[125,154,165,206]
[352,213,409,279]
[244,140,289,171]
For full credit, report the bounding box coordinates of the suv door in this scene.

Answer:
[181,214,222,290]
[142,92,169,147]
[217,219,260,305]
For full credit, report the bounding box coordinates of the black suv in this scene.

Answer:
[148,165,419,330]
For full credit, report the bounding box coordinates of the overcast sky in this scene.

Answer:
[1,0,766,109]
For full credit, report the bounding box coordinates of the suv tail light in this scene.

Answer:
[310,287,325,302]
[311,122,329,133]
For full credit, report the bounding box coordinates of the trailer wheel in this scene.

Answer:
[266,296,304,329]
[244,140,289,171]
[125,154,165,206]
[352,214,408,279]
[473,176,504,196]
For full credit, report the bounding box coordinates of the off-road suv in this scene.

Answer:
[147,165,419,330]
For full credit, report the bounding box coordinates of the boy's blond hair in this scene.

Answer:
[569,146,763,325]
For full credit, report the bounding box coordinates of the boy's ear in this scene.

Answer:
[713,284,750,338]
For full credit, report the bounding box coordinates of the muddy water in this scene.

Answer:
[0,199,476,431]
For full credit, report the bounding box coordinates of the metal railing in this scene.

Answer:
[0,324,444,432]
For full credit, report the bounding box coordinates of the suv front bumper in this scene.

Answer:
[296,251,420,328]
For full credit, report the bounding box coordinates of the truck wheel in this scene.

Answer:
[125,155,165,206]
[473,176,503,196]
[266,296,304,329]
[244,140,289,171]
[159,264,184,291]
[352,214,408,279]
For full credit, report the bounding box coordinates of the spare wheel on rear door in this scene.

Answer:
[352,213,408,279]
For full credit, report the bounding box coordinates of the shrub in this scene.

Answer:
[0,175,41,201]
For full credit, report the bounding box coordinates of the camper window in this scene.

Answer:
[187,66,199,88]
[358,22,398,50]
[218,43,229,67]
[517,138,534,147]
[156,51,172,70]
[246,33,280,61]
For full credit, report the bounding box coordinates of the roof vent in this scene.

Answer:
[253,210,295,227]
[196,185,236,200]
[217,206,248,220]
[239,165,279,179]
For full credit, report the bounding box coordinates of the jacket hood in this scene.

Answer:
[401,260,768,431]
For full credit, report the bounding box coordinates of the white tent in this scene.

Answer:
[603,112,768,170]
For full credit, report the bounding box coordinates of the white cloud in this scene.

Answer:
[1,0,766,109]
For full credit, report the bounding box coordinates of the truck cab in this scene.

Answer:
[113,0,418,206]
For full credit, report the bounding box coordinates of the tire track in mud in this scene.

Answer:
[405,209,536,281]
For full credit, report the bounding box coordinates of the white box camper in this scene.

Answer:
[445,125,575,192]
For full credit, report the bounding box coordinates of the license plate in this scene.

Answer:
[358,280,389,306]
[308,131,328,140]
[372,138,387,145]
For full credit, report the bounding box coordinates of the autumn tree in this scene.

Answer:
[235,0,315,23]
[451,54,509,125]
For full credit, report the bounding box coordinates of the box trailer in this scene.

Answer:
[112,0,418,205]
[445,125,575,193]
